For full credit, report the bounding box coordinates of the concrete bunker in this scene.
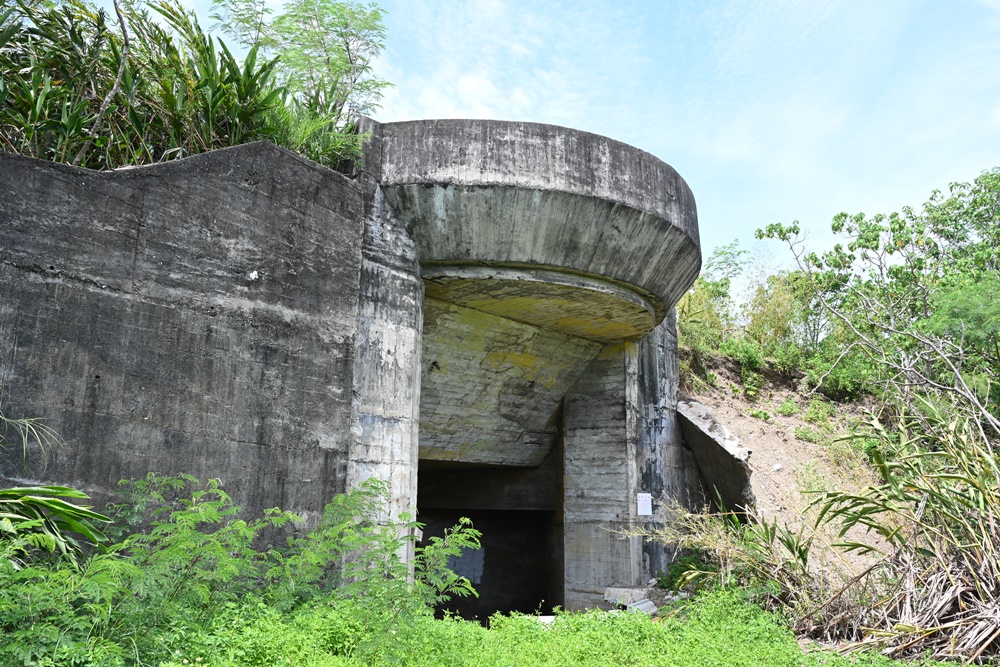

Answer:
[363,119,704,612]
[0,118,734,616]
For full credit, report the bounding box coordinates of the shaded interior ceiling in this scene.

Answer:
[418,263,664,467]
[419,295,600,466]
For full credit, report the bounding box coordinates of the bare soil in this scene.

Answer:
[682,354,885,580]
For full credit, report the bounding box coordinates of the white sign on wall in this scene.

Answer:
[637,492,653,516]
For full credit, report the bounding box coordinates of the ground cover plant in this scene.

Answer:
[0,448,948,667]
[0,474,481,666]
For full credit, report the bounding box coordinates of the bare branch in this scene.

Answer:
[73,0,129,168]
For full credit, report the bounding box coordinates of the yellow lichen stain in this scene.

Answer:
[597,342,634,360]
[550,316,642,341]
[481,350,562,390]
[425,278,656,343]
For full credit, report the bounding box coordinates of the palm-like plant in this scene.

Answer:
[1,0,383,170]
[810,402,1000,662]
[0,394,109,567]
[1,486,109,561]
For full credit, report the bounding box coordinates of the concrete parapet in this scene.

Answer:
[375,119,701,322]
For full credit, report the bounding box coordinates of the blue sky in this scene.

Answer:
[371,0,1000,264]
[101,0,1000,265]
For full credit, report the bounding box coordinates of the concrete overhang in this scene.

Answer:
[374,119,702,337]
[364,119,702,467]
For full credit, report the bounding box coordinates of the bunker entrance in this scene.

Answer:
[417,455,564,621]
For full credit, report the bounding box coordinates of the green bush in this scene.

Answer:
[804,343,873,402]
[719,338,768,399]
[0,0,386,170]
[802,397,834,427]
[771,342,803,375]
[721,337,764,372]
[794,426,822,444]
[777,397,799,417]
[656,548,715,592]
[0,475,480,667]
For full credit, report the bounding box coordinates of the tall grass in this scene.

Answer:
[645,401,1000,663]
[806,404,1000,662]
[0,0,371,170]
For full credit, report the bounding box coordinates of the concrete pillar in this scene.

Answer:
[563,313,703,609]
[347,182,423,543]
[562,342,645,609]
[635,312,707,577]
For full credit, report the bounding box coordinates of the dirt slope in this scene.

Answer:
[682,355,884,578]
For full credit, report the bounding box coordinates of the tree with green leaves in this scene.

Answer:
[752,169,1000,660]
[758,167,1000,435]
[210,0,390,160]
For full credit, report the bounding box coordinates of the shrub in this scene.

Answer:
[802,397,834,427]
[721,337,765,372]
[803,407,1000,661]
[0,0,386,170]
[0,475,481,666]
[794,426,822,444]
[657,548,718,593]
[777,397,799,417]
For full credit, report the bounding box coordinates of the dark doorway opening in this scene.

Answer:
[418,508,558,620]
[417,454,563,621]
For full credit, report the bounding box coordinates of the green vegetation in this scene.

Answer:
[758,167,1000,424]
[814,407,1000,659]
[777,397,799,417]
[1,474,481,666]
[802,397,834,427]
[0,394,110,565]
[1,465,943,667]
[0,0,387,170]
[669,167,1000,662]
[793,426,821,444]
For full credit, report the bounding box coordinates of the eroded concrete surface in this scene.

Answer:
[2,118,710,613]
[677,398,755,512]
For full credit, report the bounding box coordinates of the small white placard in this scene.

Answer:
[637,492,653,516]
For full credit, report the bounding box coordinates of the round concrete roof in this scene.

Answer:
[372,119,701,332]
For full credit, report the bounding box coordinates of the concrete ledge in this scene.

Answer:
[676,399,755,512]
[423,264,657,342]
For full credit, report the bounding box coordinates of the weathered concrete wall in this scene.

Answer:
[635,313,706,577]
[418,451,561,512]
[347,180,423,527]
[3,117,706,616]
[0,143,364,520]
[677,399,754,512]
